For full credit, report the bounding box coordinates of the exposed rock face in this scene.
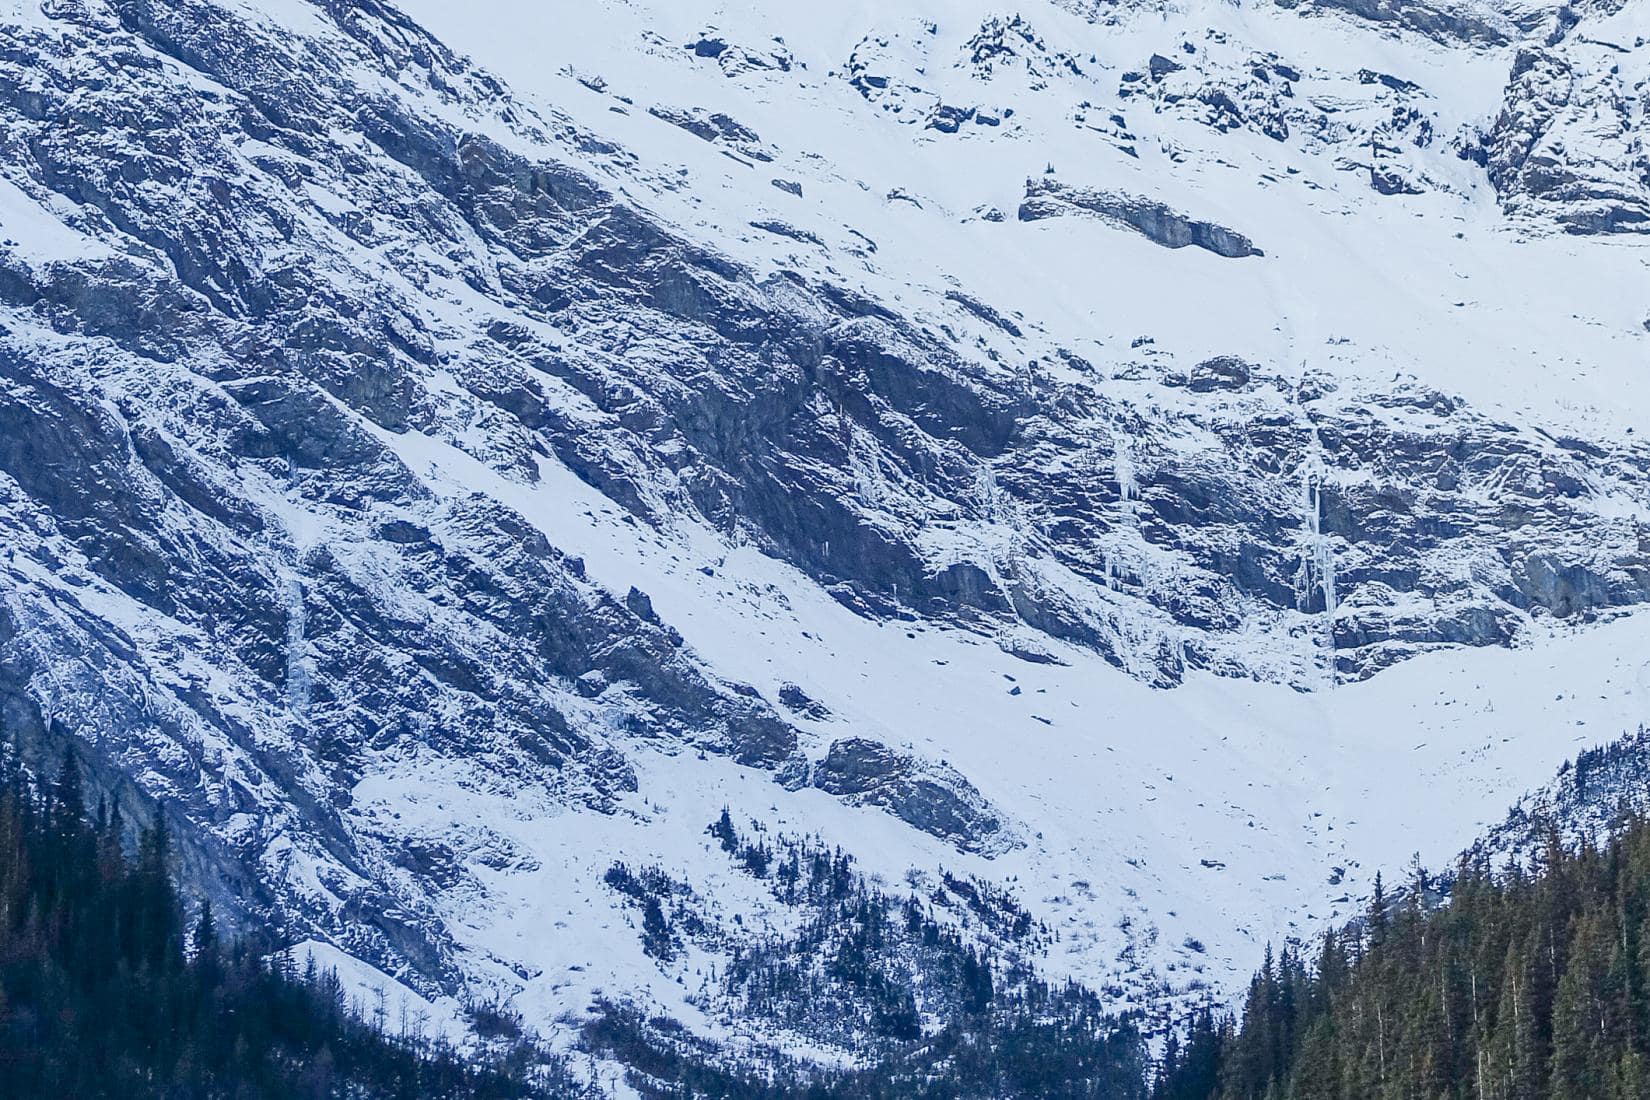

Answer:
[1485,42,1650,233]
[1182,356,1256,392]
[812,738,1013,855]
[2,0,1650,1066]
[1283,0,1548,45]
[648,104,771,160]
[0,0,832,981]
[1018,178,1265,257]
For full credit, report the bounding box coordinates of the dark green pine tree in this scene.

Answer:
[0,736,574,1099]
[641,894,674,961]
[710,806,738,853]
[1157,807,1650,1100]
[1552,910,1614,1098]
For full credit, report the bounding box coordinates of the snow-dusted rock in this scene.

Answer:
[1486,31,1650,233]
[3,0,1650,1074]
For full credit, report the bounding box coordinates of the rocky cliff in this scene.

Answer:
[1,0,1649,1075]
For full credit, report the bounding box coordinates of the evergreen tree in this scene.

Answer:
[1157,811,1650,1100]
[641,895,674,961]
[0,735,578,1100]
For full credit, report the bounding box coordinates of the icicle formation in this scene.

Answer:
[283,573,312,716]
[845,420,884,508]
[1114,434,1139,504]
[1103,433,1139,592]
[1295,427,1338,686]
[1293,426,1337,617]
[1296,464,1337,616]
[974,465,1007,524]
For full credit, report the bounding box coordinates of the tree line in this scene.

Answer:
[582,809,1153,1098]
[0,742,577,1099]
[1155,813,1650,1100]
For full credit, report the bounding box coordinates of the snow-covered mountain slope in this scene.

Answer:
[0,0,1648,1072]
[1468,721,1650,870]
[398,0,1650,686]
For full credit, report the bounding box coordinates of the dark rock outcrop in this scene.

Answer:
[813,738,1013,854]
[1484,46,1650,233]
[1018,178,1264,258]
